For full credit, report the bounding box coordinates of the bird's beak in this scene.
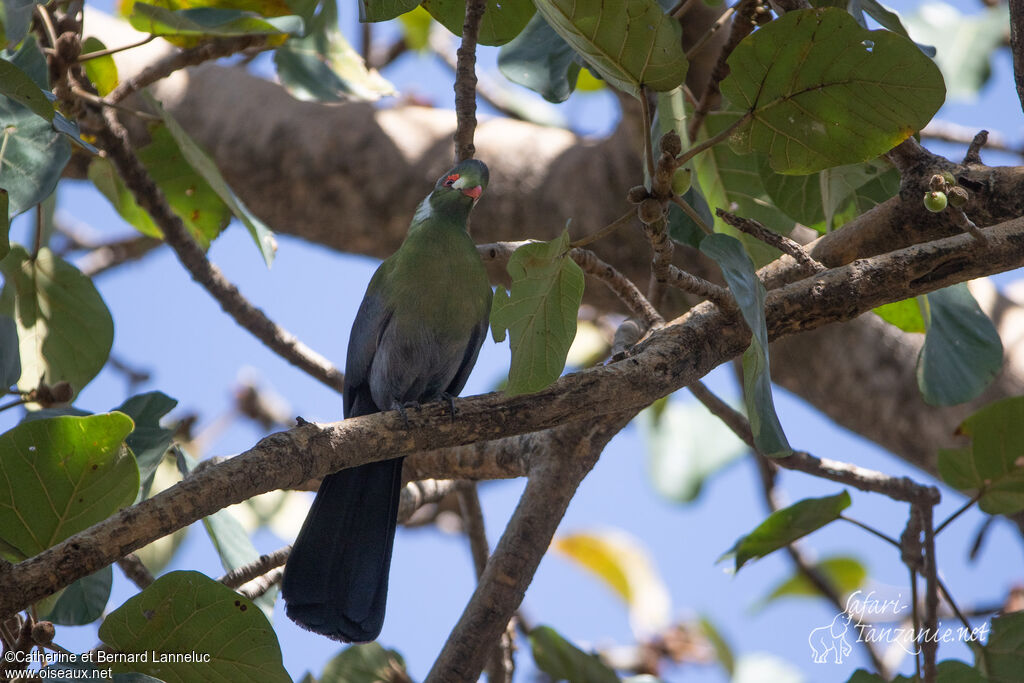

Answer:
[461,186,483,200]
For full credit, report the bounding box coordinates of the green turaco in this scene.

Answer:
[282,159,493,642]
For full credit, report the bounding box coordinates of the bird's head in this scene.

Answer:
[433,158,489,205]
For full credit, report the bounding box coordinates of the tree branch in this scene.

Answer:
[453,0,486,162]
[1010,0,1024,116]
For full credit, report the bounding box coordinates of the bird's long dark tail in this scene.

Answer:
[282,457,405,642]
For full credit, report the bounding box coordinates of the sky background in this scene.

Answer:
[4,1,1023,681]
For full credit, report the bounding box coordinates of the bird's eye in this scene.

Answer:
[443,174,459,187]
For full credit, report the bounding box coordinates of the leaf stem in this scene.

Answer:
[934,489,985,535]
[839,514,901,548]
[639,88,656,184]
[77,35,156,62]
[676,113,750,167]
[570,208,635,249]
[0,397,28,413]
[670,195,713,235]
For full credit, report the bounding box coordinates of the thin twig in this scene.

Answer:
[716,209,826,274]
[935,490,985,535]
[570,208,636,249]
[35,5,59,48]
[78,235,163,278]
[78,35,156,62]
[670,195,713,236]
[116,553,154,590]
[237,567,283,601]
[678,113,749,168]
[921,502,939,682]
[964,130,989,165]
[219,547,291,589]
[667,265,734,309]
[70,86,162,122]
[951,207,988,245]
[840,515,902,548]
[921,121,1020,158]
[90,101,345,393]
[671,0,703,20]
[453,0,487,162]
[686,5,737,60]
[0,397,28,413]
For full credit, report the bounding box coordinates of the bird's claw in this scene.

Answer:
[439,393,458,422]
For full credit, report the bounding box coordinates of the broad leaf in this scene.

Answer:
[491,229,584,395]
[142,92,277,266]
[0,38,70,217]
[0,245,114,394]
[128,3,303,39]
[99,571,290,683]
[638,398,746,503]
[89,124,233,249]
[700,234,791,457]
[0,190,7,258]
[917,283,1002,406]
[275,0,395,102]
[358,0,419,23]
[320,643,408,683]
[116,391,178,494]
[0,412,137,561]
[422,0,535,47]
[498,11,579,103]
[0,312,18,387]
[723,491,851,571]
[759,555,866,607]
[0,52,56,121]
[80,37,119,96]
[841,0,936,57]
[980,611,1024,682]
[902,3,1008,102]
[42,565,113,625]
[532,0,686,97]
[722,8,945,174]
[397,6,432,50]
[937,396,1024,515]
[1,0,37,48]
[529,626,620,683]
[873,297,926,334]
[553,529,671,638]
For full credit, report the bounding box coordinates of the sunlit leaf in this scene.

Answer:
[128,2,302,39]
[873,297,926,334]
[358,0,419,23]
[529,625,619,683]
[422,0,535,47]
[320,643,408,683]
[759,555,866,608]
[80,37,119,96]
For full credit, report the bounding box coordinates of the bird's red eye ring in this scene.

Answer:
[443,173,460,187]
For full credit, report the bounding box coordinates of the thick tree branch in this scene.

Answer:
[453,0,486,162]
[5,215,1024,618]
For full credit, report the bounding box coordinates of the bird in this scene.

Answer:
[282,158,493,643]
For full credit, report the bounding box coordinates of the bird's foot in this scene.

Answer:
[439,393,458,422]
[391,401,421,428]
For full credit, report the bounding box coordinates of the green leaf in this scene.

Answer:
[498,12,579,103]
[0,245,114,394]
[529,625,620,683]
[116,391,177,494]
[980,611,1024,682]
[721,8,945,174]
[873,297,926,334]
[128,3,303,38]
[42,565,113,625]
[99,571,290,683]
[0,53,56,121]
[666,185,712,249]
[0,412,137,561]
[1,0,38,49]
[0,38,70,217]
[422,0,535,47]
[937,396,1024,515]
[141,92,277,266]
[0,312,19,387]
[638,398,746,503]
[698,616,735,676]
[553,529,671,638]
[490,229,584,395]
[397,5,432,50]
[700,234,791,457]
[80,37,119,96]
[89,124,233,249]
[917,283,1002,406]
[358,0,419,23]
[0,189,8,258]
[320,643,408,683]
[844,0,936,58]
[902,3,1008,102]
[275,0,395,102]
[759,555,866,607]
[532,0,687,97]
[723,491,851,571]
[691,111,794,264]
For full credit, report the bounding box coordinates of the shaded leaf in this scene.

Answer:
[638,398,746,503]
[0,245,114,394]
[498,11,579,103]
[553,529,671,638]
[0,312,18,387]
[116,391,177,494]
[844,0,936,57]
[980,611,1024,682]
[490,229,584,395]
[275,0,394,102]
[422,0,535,47]
[722,8,945,174]
[320,643,408,683]
[0,38,70,217]
[0,190,7,258]
[873,297,926,334]
[529,625,620,683]
[759,555,866,607]
[0,52,56,121]
[99,571,290,683]
[902,3,1008,102]
[937,396,1024,515]
[141,92,277,266]
[1,0,37,49]
[917,283,1002,406]
[43,565,113,625]
[698,616,734,677]
[358,0,419,23]
[532,0,686,97]
[128,3,302,38]
[724,491,851,571]
[700,234,791,457]
[80,37,119,96]
[0,412,137,561]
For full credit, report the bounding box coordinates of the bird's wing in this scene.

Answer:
[444,314,489,398]
[344,286,394,418]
